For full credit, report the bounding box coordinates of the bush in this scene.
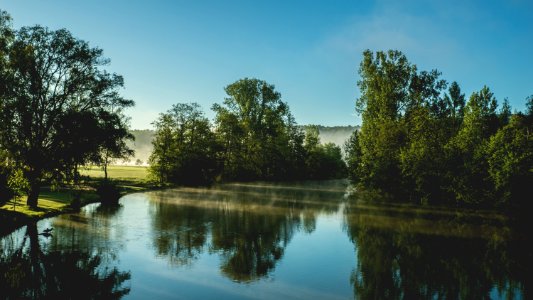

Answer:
[96,180,122,206]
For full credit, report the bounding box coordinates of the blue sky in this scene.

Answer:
[2,0,532,129]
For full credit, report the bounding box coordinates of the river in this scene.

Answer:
[0,180,530,299]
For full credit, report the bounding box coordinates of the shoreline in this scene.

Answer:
[0,179,156,237]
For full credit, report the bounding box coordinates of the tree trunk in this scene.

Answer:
[26,173,41,208]
[104,151,109,181]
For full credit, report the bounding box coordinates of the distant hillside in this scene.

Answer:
[124,130,155,165]
[307,125,358,148]
[122,126,357,165]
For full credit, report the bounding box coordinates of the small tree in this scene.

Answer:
[7,168,28,211]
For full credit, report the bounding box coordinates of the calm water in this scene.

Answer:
[1,180,531,299]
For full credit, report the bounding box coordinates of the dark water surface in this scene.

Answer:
[1,180,531,299]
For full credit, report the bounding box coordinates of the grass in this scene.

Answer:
[80,165,149,182]
[0,190,94,236]
[1,165,151,236]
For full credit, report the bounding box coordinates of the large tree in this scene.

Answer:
[212,78,296,180]
[0,15,133,207]
[149,103,218,185]
[354,50,416,192]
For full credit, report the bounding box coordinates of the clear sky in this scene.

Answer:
[2,0,532,129]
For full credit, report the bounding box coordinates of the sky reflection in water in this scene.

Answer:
[1,180,530,299]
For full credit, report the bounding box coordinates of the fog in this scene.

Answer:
[315,126,357,148]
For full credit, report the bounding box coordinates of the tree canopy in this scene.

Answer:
[346,50,533,210]
[0,10,133,207]
[149,78,347,185]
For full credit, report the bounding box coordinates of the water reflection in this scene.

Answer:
[345,201,533,299]
[0,205,130,299]
[149,181,348,282]
[1,181,531,299]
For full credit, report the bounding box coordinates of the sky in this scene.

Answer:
[2,0,532,129]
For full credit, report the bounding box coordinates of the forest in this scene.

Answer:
[345,50,533,213]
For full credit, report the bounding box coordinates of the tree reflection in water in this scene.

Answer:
[0,206,130,300]
[344,201,533,299]
[149,181,348,282]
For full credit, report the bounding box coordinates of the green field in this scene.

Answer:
[80,165,149,182]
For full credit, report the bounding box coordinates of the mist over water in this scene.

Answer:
[1,181,528,299]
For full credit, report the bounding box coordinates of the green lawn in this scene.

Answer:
[80,165,149,182]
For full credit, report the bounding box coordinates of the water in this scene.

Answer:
[1,181,530,299]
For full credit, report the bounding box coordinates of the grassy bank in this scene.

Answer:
[1,165,151,236]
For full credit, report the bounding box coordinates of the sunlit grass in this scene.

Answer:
[0,190,100,219]
[80,165,149,182]
[1,166,149,236]
[1,194,67,220]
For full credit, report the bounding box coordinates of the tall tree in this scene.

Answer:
[446,86,498,204]
[212,78,295,180]
[355,50,416,191]
[0,22,133,207]
[149,103,218,185]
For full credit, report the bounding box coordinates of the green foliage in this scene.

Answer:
[149,103,218,185]
[353,50,445,194]
[400,106,449,203]
[151,79,347,185]
[345,130,363,183]
[486,115,533,208]
[0,152,14,204]
[347,50,533,210]
[304,126,347,179]
[213,78,296,180]
[0,11,134,207]
[212,79,346,182]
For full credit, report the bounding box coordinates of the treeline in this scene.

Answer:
[345,50,533,210]
[149,78,347,185]
[0,11,133,207]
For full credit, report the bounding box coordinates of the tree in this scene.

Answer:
[93,110,134,181]
[0,21,133,207]
[212,78,297,180]
[400,106,450,203]
[303,126,347,179]
[0,150,15,204]
[444,81,466,132]
[446,86,498,204]
[487,114,533,208]
[355,50,418,192]
[149,103,218,185]
[345,130,363,183]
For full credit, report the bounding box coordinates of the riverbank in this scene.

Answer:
[0,166,152,237]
